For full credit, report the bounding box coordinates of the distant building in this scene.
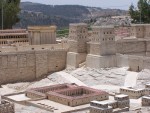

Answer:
[0,29,28,46]
[28,26,57,45]
[90,94,129,113]
[26,83,108,107]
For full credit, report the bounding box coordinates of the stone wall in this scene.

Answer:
[67,52,87,68]
[86,54,117,69]
[116,40,146,54]
[0,49,67,85]
[117,54,150,71]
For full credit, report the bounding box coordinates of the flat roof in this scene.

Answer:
[120,87,145,91]
[142,96,150,99]
[91,100,117,105]
[28,26,57,30]
[6,94,31,101]
[115,94,128,98]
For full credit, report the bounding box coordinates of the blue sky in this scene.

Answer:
[21,0,138,10]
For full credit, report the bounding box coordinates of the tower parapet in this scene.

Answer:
[88,26,116,56]
[68,23,88,53]
[86,26,117,68]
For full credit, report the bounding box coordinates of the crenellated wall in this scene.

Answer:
[0,49,67,85]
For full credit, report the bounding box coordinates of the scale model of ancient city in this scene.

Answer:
[0,22,150,112]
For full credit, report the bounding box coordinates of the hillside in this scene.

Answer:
[14,2,127,29]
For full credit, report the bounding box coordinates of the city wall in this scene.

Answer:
[0,49,67,85]
[117,54,150,71]
[116,39,146,55]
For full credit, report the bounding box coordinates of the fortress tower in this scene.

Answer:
[88,26,116,55]
[68,23,88,52]
[67,23,88,68]
[86,26,117,68]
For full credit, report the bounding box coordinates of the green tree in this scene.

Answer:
[0,0,20,29]
[129,0,150,23]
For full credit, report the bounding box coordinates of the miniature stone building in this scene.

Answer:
[26,83,77,99]
[86,26,117,68]
[67,23,88,68]
[28,26,57,45]
[90,101,113,113]
[120,87,145,99]
[0,100,14,113]
[114,94,130,108]
[0,29,28,45]
[142,96,150,106]
[90,94,129,113]
[90,100,129,113]
[26,83,108,107]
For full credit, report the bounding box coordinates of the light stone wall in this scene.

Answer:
[116,54,150,71]
[116,54,129,67]
[116,40,146,54]
[67,23,88,68]
[145,25,150,38]
[0,49,67,85]
[0,43,68,53]
[68,40,87,53]
[86,54,117,69]
[90,26,116,56]
[67,52,87,68]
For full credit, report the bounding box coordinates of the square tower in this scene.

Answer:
[89,26,116,55]
[86,26,117,68]
[68,23,88,53]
